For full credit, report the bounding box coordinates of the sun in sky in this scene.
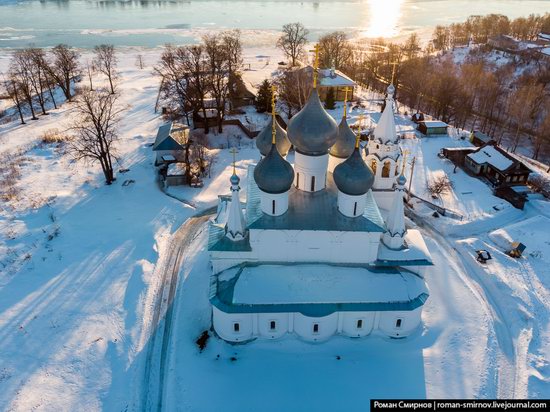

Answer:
[362,0,405,38]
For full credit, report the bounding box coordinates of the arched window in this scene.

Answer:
[311,176,315,192]
[395,163,400,176]
[272,199,276,215]
[370,159,377,174]
[296,172,300,189]
[382,161,391,178]
[353,202,357,216]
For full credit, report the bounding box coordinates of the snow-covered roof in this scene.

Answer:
[421,121,448,128]
[167,163,187,176]
[541,48,550,56]
[153,122,188,151]
[318,68,356,87]
[539,33,550,41]
[377,229,433,266]
[467,145,514,171]
[210,263,428,316]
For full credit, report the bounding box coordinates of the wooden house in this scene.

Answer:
[464,142,531,187]
[470,130,495,147]
[417,120,448,136]
[153,122,190,166]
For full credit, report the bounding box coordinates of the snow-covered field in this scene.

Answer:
[0,45,549,411]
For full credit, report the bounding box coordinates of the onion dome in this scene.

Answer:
[256,117,291,156]
[329,116,356,159]
[254,143,295,194]
[230,173,240,186]
[333,147,375,196]
[287,89,338,156]
[397,173,406,187]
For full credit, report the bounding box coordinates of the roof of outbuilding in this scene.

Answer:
[153,122,188,151]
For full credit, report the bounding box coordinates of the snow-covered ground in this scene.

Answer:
[0,44,549,411]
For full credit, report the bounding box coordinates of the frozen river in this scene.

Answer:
[0,0,549,48]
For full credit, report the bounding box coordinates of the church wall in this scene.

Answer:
[294,152,329,192]
[211,308,423,342]
[212,307,254,342]
[249,229,380,264]
[341,312,375,337]
[337,191,367,218]
[378,308,422,338]
[259,191,289,216]
[294,313,338,342]
[258,313,289,339]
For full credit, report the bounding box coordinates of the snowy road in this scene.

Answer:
[139,208,215,412]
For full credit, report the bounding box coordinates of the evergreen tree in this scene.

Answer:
[324,87,336,110]
[255,79,272,113]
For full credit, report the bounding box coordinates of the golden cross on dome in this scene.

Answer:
[343,87,351,117]
[309,44,320,89]
[271,85,277,144]
[230,147,238,175]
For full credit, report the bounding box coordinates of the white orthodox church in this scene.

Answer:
[207,78,433,343]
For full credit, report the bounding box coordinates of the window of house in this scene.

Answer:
[311,176,315,192]
[506,176,511,182]
[270,321,276,331]
[357,319,363,329]
[272,199,276,215]
[353,202,357,216]
[233,322,240,332]
[395,319,402,328]
[313,323,319,334]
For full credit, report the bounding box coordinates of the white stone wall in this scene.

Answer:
[294,152,329,192]
[212,307,422,342]
[259,190,289,216]
[337,191,367,218]
[249,229,381,265]
[365,141,402,191]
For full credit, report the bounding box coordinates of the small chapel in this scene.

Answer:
[207,51,433,342]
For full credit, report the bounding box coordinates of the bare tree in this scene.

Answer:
[277,22,309,67]
[204,34,230,133]
[93,44,117,94]
[85,59,95,91]
[318,31,353,69]
[4,77,26,124]
[68,89,123,184]
[222,30,243,75]
[26,48,50,115]
[49,44,80,101]
[427,175,454,197]
[9,51,38,120]
[276,67,312,118]
[183,45,211,133]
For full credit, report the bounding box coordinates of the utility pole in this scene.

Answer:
[407,156,416,203]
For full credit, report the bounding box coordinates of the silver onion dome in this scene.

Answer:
[253,143,295,194]
[333,147,375,196]
[329,116,356,159]
[286,89,338,156]
[256,117,291,157]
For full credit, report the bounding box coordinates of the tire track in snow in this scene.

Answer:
[407,211,518,398]
[139,207,214,412]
